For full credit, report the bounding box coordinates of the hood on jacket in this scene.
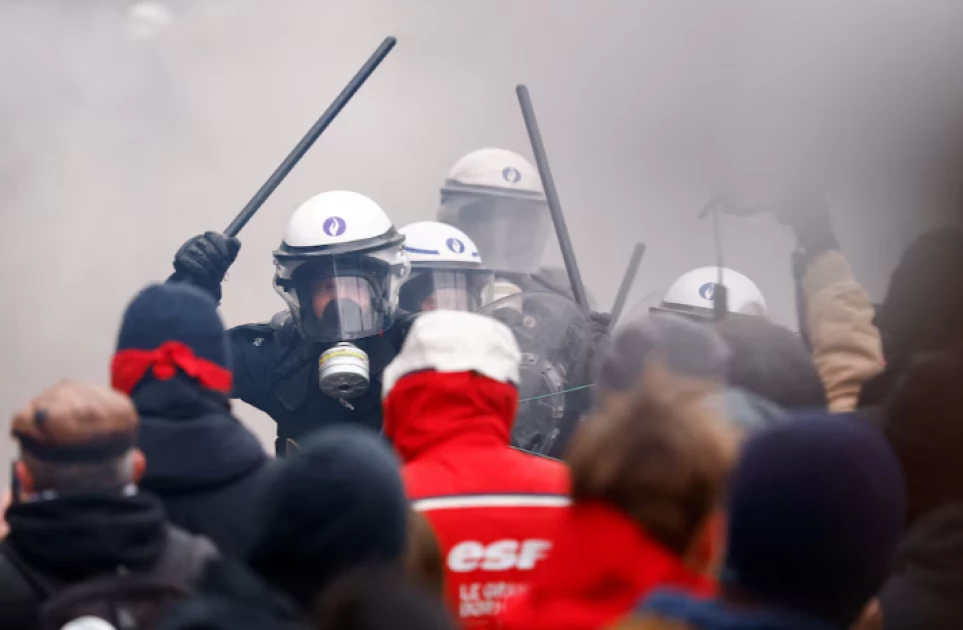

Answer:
[499,501,715,630]
[134,377,268,493]
[382,310,521,461]
[637,590,839,630]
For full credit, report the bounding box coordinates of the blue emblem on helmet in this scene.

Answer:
[698,282,717,301]
[502,166,522,184]
[322,216,346,237]
[446,237,465,254]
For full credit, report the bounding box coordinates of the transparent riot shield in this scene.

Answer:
[480,291,596,457]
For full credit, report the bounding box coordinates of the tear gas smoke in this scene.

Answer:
[2,1,962,481]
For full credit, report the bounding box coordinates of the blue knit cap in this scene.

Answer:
[723,413,905,627]
[116,283,230,371]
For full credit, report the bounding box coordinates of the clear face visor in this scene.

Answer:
[398,269,495,314]
[439,195,551,274]
[277,257,401,342]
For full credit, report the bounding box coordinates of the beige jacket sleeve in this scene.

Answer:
[802,250,885,412]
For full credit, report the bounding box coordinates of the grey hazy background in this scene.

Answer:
[3,0,963,484]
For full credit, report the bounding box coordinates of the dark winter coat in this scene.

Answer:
[134,377,273,558]
[879,503,963,630]
[228,314,411,455]
[158,559,309,630]
[0,491,217,629]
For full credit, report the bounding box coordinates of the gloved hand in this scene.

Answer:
[171,231,241,301]
[774,193,839,257]
[589,311,612,339]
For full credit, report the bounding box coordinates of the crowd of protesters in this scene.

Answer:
[1,207,961,630]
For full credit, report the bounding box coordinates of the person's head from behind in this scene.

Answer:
[567,362,738,574]
[248,424,408,609]
[723,414,905,628]
[112,282,233,401]
[313,565,456,630]
[595,312,731,405]
[381,310,521,460]
[11,381,144,499]
[715,315,827,410]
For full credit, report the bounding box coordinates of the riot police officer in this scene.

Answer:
[397,221,494,313]
[435,148,605,458]
[170,190,411,455]
[652,266,769,321]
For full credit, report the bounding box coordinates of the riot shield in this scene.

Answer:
[481,291,596,457]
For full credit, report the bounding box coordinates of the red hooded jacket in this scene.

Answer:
[384,369,570,629]
[497,501,716,630]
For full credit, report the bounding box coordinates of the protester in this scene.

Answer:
[163,423,410,629]
[859,227,963,406]
[596,312,787,435]
[499,363,736,630]
[627,413,905,630]
[381,310,569,628]
[0,381,217,629]
[313,566,456,630]
[112,282,273,558]
[714,316,828,410]
[731,194,884,412]
[877,343,963,629]
[249,424,408,607]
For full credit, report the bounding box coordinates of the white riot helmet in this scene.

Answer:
[397,222,495,313]
[436,148,551,274]
[654,267,768,320]
[273,191,410,343]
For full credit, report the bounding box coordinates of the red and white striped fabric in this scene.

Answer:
[383,311,570,629]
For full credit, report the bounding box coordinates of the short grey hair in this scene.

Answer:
[23,450,136,495]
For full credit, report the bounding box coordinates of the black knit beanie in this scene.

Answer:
[723,413,905,627]
[247,425,408,608]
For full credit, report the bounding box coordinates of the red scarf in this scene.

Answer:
[111,341,232,395]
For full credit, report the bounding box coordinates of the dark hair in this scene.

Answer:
[715,316,827,409]
[313,565,455,630]
[403,510,444,596]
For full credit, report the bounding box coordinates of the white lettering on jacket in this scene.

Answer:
[447,539,552,572]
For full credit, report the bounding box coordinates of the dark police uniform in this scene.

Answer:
[226,313,411,456]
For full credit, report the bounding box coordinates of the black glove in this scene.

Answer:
[589,311,611,337]
[775,194,839,258]
[171,231,241,301]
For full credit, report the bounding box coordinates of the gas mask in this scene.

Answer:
[316,299,372,399]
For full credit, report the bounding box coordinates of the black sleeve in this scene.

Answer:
[226,324,277,418]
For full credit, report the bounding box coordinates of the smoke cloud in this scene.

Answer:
[2,0,962,476]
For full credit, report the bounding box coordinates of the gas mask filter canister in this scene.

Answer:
[318,342,370,399]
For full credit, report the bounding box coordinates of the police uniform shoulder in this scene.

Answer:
[228,323,276,349]
[229,312,294,345]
